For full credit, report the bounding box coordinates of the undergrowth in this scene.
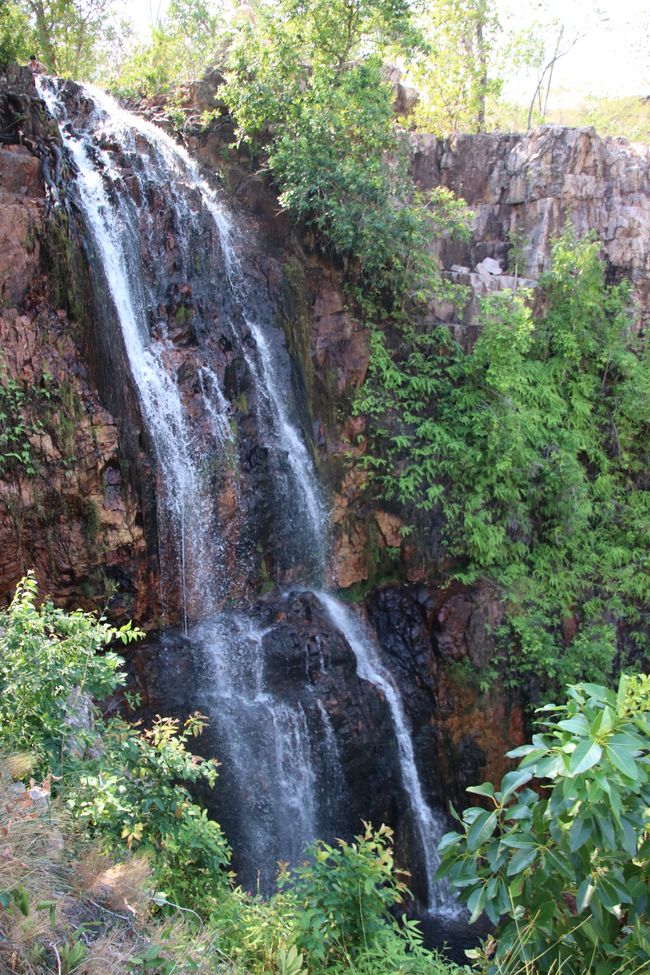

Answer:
[355,232,650,694]
[0,575,464,975]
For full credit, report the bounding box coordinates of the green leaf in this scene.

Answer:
[605,742,638,779]
[466,884,488,924]
[466,782,495,799]
[506,846,538,876]
[557,715,591,737]
[576,877,595,912]
[569,738,602,775]
[500,769,533,801]
[569,816,593,852]
[467,810,498,852]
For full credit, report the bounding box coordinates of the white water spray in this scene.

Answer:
[314,591,457,914]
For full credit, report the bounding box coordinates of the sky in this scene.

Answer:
[500,0,649,105]
[128,0,649,104]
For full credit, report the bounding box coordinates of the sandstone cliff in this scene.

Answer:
[0,66,153,621]
[2,64,649,804]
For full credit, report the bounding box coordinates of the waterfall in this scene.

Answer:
[313,592,455,914]
[39,76,456,917]
[192,615,318,884]
[38,77,230,625]
[206,204,328,580]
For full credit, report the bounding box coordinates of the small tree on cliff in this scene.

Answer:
[410,0,502,133]
[438,675,650,974]
[223,0,469,295]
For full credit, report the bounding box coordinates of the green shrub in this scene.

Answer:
[357,232,650,691]
[0,573,137,774]
[283,823,405,966]
[223,0,469,304]
[0,364,49,477]
[67,712,231,911]
[438,675,650,974]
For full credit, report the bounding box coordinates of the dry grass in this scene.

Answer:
[77,928,139,975]
[72,846,151,917]
[0,757,149,975]
[0,756,231,975]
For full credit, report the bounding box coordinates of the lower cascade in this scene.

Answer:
[37,74,458,917]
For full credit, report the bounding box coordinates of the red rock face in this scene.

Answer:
[0,145,43,307]
[430,581,525,802]
[0,143,154,623]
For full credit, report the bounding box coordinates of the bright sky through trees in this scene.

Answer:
[500,0,648,103]
[127,0,647,101]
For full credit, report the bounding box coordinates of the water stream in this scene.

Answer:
[39,76,455,915]
[314,591,453,914]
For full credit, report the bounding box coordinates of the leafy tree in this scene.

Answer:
[0,0,34,69]
[410,0,502,133]
[0,572,139,775]
[438,675,650,974]
[0,576,231,913]
[356,232,650,691]
[66,712,231,910]
[223,0,468,298]
[108,0,224,97]
[19,0,123,78]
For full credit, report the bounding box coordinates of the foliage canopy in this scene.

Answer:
[356,233,650,691]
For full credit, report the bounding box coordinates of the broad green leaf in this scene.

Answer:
[578,683,616,706]
[534,752,565,778]
[466,884,488,924]
[606,742,638,779]
[438,831,463,855]
[570,738,602,775]
[504,802,534,821]
[500,768,533,802]
[569,816,593,852]
[466,782,495,799]
[608,729,647,751]
[500,835,536,850]
[467,810,498,852]
[557,715,590,737]
[506,846,538,876]
[543,848,573,881]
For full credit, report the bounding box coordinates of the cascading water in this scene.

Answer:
[39,74,324,881]
[210,206,328,579]
[38,77,230,625]
[39,76,456,915]
[191,615,318,880]
[314,592,455,914]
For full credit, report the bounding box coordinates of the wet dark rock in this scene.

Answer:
[127,587,405,892]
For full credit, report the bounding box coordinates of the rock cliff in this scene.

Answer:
[0,66,153,621]
[2,63,649,816]
[413,127,650,328]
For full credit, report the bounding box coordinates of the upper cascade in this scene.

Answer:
[38,75,327,625]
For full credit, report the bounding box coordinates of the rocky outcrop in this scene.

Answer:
[0,69,152,620]
[365,582,524,810]
[0,145,43,306]
[412,127,650,328]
